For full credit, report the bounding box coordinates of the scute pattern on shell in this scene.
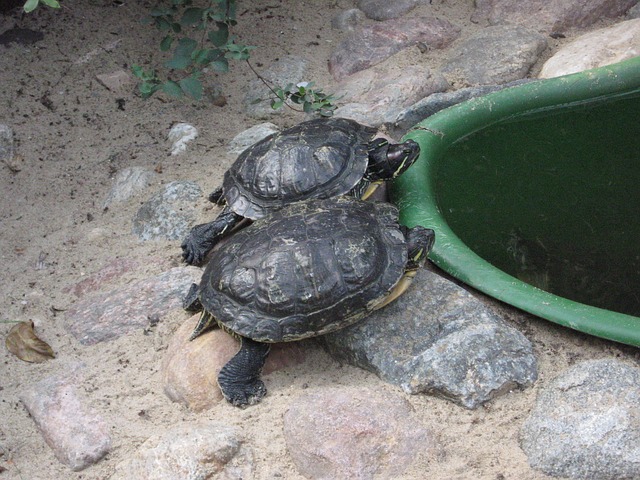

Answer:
[198,197,407,342]
[222,118,377,219]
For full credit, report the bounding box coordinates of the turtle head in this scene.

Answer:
[405,226,435,271]
[365,138,421,182]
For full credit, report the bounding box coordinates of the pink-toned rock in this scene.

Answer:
[65,266,201,345]
[95,70,133,93]
[64,257,140,297]
[328,16,460,80]
[19,364,112,471]
[284,387,434,479]
[472,0,637,33]
[162,314,307,411]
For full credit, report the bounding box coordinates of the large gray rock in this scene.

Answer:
[132,180,202,241]
[284,387,434,479]
[65,266,201,345]
[357,0,419,21]
[520,359,640,479]
[323,268,538,408]
[19,364,112,471]
[113,423,253,480]
[329,16,460,80]
[334,63,449,125]
[472,0,638,33]
[441,25,547,86]
[539,19,640,78]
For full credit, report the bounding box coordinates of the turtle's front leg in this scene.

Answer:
[218,337,270,407]
[181,206,243,265]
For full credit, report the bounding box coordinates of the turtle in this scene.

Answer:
[181,117,421,265]
[183,196,435,407]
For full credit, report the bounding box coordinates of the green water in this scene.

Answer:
[437,92,640,316]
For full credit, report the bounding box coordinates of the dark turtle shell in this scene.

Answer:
[198,196,407,342]
[222,118,377,219]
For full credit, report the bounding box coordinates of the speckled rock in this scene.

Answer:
[19,363,112,471]
[323,267,538,409]
[103,166,156,209]
[472,0,638,33]
[441,24,547,86]
[284,387,434,479]
[132,180,203,241]
[162,314,307,411]
[227,122,279,157]
[357,0,419,21]
[539,19,640,78]
[112,423,253,480]
[65,266,201,345]
[521,359,640,479]
[329,16,460,80]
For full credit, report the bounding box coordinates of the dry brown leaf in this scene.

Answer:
[5,321,55,363]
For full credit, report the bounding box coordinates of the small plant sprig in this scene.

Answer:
[23,0,60,13]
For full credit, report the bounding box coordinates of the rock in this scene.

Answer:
[227,122,279,157]
[357,0,419,21]
[0,124,14,164]
[472,0,638,33]
[162,314,307,411]
[19,364,112,471]
[539,19,640,78]
[112,423,253,480]
[64,257,140,297]
[329,16,460,80]
[168,122,198,155]
[520,359,640,479]
[394,79,532,131]
[323,268,537,409]
[132,180,202,241]
[284,387,434,479]
[95,70,133,93]
[103,166,156,209]
[65,266,201,345]
[331,8,366,32]
[441,25,547,86]
[628,2,640,19]
[333,63,449,126]
[244,55,308,119]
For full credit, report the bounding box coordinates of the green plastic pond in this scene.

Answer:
[391,57,640,347]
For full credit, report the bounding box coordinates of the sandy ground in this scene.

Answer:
[1,1,639,479]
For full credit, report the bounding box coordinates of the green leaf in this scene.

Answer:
[41,0,60,7]
[160,35,173,52]
[194,48,222,66]
[139,82,160,98]
[179,76,203,100]
[162,81,184,97]
[150,7,172,16]
[23,0,39,13]
[165,37,198,70]
[171,22,182,33]
[131,65,145,78]
[207,23,229,47]
[155,18,172,31]
[210,58,229,73]
[180,7,203,26]
[271,99,284,110]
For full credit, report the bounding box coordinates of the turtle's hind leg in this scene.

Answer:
[181,206,243,266]
[218,337,271,407]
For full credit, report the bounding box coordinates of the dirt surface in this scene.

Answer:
[1,1,638,479]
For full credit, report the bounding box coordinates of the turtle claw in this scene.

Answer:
[222,380,267,407]
[181,225,212,266]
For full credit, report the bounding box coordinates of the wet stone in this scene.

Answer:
[323,267,538,409]
[441,24,547,86]
[284,387,434,479]
[19,363,112,471]
[357,0,419,21]
[520,359,640,479]
[132,180,202,241]
[162,314,307,411]
[112,422,254,480]
[103,166,156,209]
[65,266,202,345]
[328,16,460,80]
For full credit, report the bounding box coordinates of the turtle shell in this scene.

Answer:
[198,196,407,343]
[222,118,377,219]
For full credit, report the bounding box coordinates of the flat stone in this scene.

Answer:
[441,24,547,86]
[65,266,202,345]
[132,180,203,241]
[95,70,133,93]
[334,63,449,125]
[162,314,307,411]
[357,0,419,21]
[19,363,112,471]
[520,359,640,479]
[227,122,279,157]
[284,387,434,479]
[112,423,253,480]
[329,16,460,80]
[103,166,156,209]
[472,0,638,33]
[539,19,640,78]
[323,267,538,409]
